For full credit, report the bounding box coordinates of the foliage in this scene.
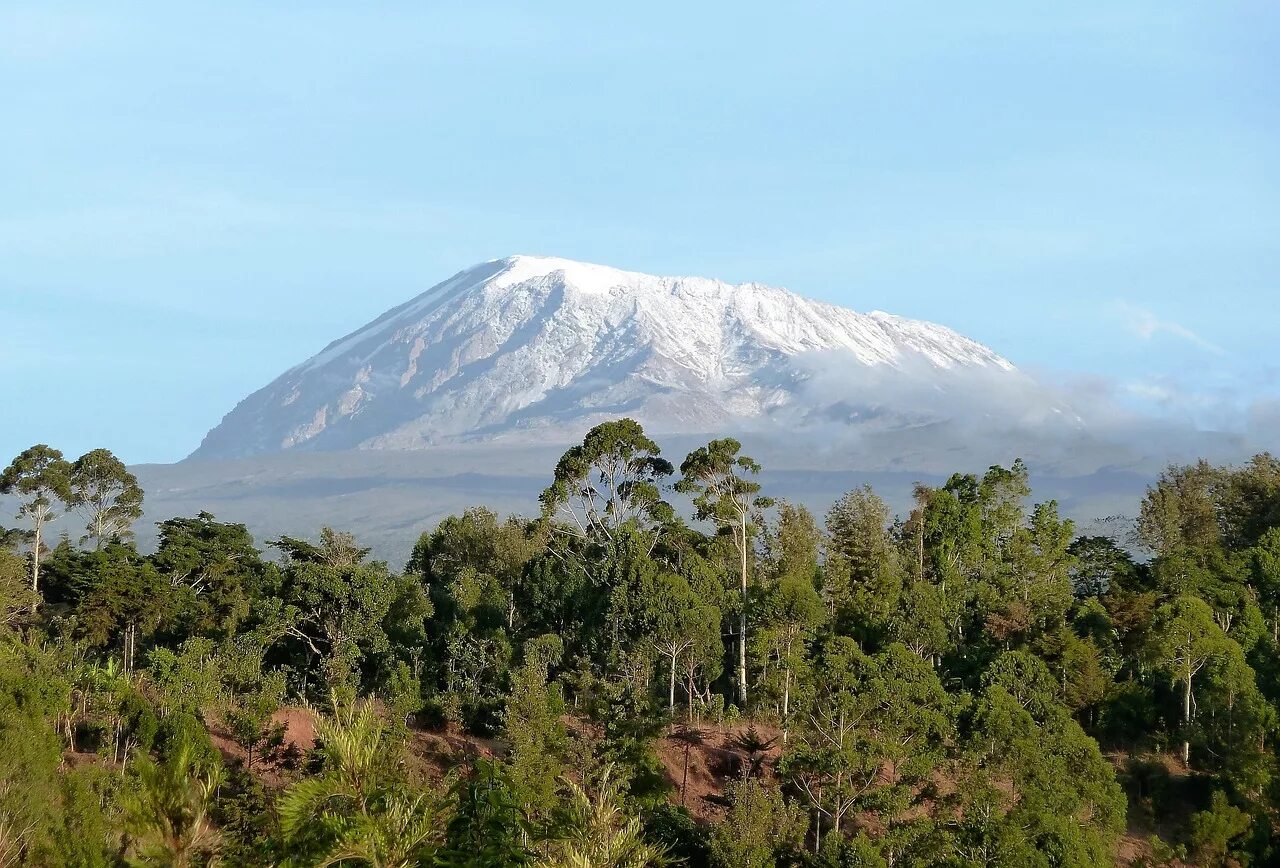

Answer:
[68,448,144,549]
[536,765,668,868]
[122,734,223,867]
[709,776,805,868]
[540,419,675,546]
[278,697,445,867]
[1188,790,1251,866]
[0,444,72,596]
[4,434,1280,866]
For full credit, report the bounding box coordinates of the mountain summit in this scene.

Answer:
[190,255,1027,460]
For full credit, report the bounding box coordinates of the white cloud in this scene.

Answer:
[739,347,1268,477]
[0,189,461,274]
[1113,300,1227,356]
[0,7,128,61]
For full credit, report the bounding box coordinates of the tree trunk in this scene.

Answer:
[31,514,43,598]
[782,661,791,744]
[738,511,749,706]
[124,622,141,675]
[1183,669,1193,766]
[686,659,697,723]
[669,653,677,713]
[917,525,924,582]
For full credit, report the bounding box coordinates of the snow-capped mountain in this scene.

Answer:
[189,255,1036,460]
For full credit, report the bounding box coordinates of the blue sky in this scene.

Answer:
[2,2,1277,464]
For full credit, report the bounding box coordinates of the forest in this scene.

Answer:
[2,419,1280,867]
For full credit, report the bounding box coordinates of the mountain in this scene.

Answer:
[132,253,1257,561]
[190,255,1038,460]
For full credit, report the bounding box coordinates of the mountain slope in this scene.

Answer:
[190,255,1028,460]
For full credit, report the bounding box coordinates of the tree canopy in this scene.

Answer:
[3,431,1280,866]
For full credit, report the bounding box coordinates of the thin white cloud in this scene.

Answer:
[0,191,456,260]
[1113,300,1227,356]
[0,7,116,61]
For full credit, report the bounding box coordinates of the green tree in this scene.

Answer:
[0,546,36,628]
[144,639,226,719]
[644,571,720,715]
[408,506,539,634]
[977,499,1075,646]
[1068,535,1136,598]
[966,670,1127,864]
[151,512,276,641]
[433,563,515,731]
[893,579,951,664]
[536,765,667,868]
[0,693,119,867]
[438,760,534,867]
[824,485,902,634]
[1188,790,1251,867]
[72,543,173,673]
[122,736,223,867]
[766,501,822,586]
[1138,460,1224,559]
[540,419,674,548]
[1146,595,1237,765]
[752,575,823,738]
[0,686,66,865]
[781,639,953,850]
[677,438,771,706]
[708,776,805,868]
[1248,526,1280,643]
[502,636,568,819]
[69,448,144,549]
[0,445,72,598]
[275,528,429,692]
[1041,628,1112,721]
[278,698,445,867]
[918,475,985,646]
[222,668,286,773]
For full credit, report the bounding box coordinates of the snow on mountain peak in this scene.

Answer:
[493,254,642,292]
[189,256,1026,459]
